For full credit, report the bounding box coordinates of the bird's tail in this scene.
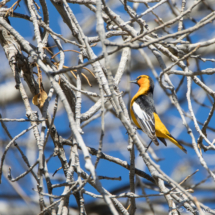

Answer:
[158,137,167,146]
[151,137,159,146]
[167,134,187,153]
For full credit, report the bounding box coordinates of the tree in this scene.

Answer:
[0,0,215,214]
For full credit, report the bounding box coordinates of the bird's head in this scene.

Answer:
[130,75,154,89]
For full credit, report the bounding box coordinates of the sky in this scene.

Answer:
[0,0,215,212]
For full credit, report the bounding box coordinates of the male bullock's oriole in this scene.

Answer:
[130,75,187,153]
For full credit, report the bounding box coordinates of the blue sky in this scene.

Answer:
[1,0,215,211]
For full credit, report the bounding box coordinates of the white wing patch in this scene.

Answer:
[132,102,156,139]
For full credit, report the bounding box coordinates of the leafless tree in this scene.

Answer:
[0,0,215,214]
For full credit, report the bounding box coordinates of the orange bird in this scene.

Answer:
[130,75,187,153]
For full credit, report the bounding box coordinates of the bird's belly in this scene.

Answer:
[153,113,169,138]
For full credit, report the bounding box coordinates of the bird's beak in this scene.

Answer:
[130,80,137,84]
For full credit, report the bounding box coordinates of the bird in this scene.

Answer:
[130,75,187,153]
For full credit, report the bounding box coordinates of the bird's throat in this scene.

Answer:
[131,79,150,106]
